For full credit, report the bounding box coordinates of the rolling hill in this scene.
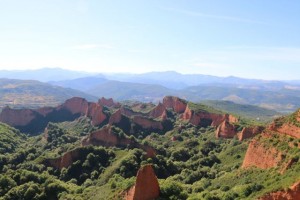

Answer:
[0,78,97,109]
[201,100,281,122]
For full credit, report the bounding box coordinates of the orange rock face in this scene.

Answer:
[242,139,283,169]
[0,97,108,133]
[182,105,238,128]
[259,181,300,200]
[109,109,123,124]
[86,103,107,126]
[237,126,264,141]
[98,97,119,107]
[81,125,129,147]
[59,97,89,115]
[82,125,156,158]
[216,120,236,138]
[149,103,166,119]
[125,165,160,200]
[46,148,80,169]
[0,107,37,126]
[132,116,163,130]
[163,96,187,113]
[272,123,300,139]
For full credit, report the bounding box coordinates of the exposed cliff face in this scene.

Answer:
[59,97,89,115]
[45,148,80,170]
[216,120,236,138]
[149,103,166,119]
[163,96,187,113]
[259,181,300,200]
[82,125,156,158]
[242,139,283,169]
[0,107,37,126]
[182,105,238,127]
[86,103,107,126]
[132,116,163,130]
[270,123,300,139]
[0,97,107,134]
[109,109,123,124]
[268,110,300,139]
[98,97,119,107]
[237,126,264,141]
[81,125,130,147]
[125,165,160,200]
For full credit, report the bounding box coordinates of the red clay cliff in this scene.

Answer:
[125,164,160,200]
[259,181,300,200]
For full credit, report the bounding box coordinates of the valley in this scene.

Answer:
[0,96,299,199]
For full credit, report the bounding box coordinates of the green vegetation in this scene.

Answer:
[0,99,299,200]
[0,79,96,109]
[201,100,281,122]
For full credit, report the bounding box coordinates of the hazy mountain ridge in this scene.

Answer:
[2,68,300,112]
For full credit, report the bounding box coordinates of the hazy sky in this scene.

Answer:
[0,0,300,80]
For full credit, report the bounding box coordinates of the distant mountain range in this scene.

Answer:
[1,68,300,112]
[0,68,94,82]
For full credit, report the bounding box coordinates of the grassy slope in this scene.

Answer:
[0,79,97,109]
[201,100,281,122]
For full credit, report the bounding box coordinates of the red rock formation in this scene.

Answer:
[109,109,123,124]
[98,97,119,107]
[86,103,107,126]
[81,125,130,147]
[59,97,89,115]
[216,120,236,138]
[47,148,80,169]
[182,105,238,127]
[163,96,187,113]
[237,126,264,141]
[242,139,283,169]
[149,103,166,119]
[132,116,163,130]
[82,125,156,158]
[120,107,137,117]
[125,165,160,200]
[259,181,300,200]
[0,97,108,133]
[0,107,37,126]
[271,123,300,139]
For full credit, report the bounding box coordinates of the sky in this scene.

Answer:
[0,0,300,80]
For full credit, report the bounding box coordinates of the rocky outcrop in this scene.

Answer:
[237,126,264,141]
[259,181,300,200]
[0,97,107,134]
[182,105,238,127]
[98,97,119,107]
[86,103,107,126]
[163,96,187,113]
[82,125,156,158]
[242,139,283,169]
[109,109,123,124]
[0,107,37,126]
[270,123,300,139]
[81,125,131,147]
[125,165,160,200]
[45,148,80,169]
[59,97,89,115]
[132,116,163,130]
[149,103,166,119]
[216,120,236,138]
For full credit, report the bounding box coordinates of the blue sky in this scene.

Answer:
[0,0,300,80]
